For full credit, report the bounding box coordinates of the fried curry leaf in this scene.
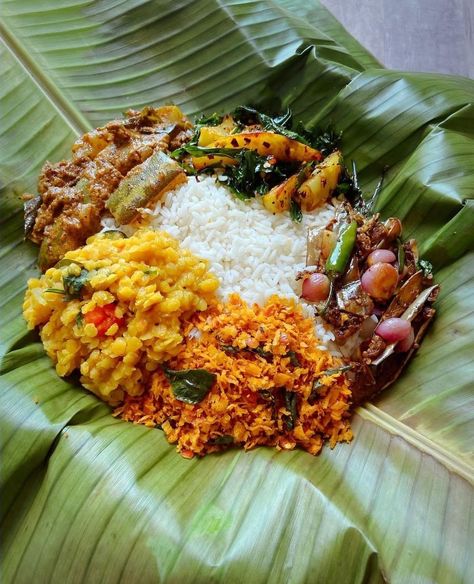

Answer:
[308,365,352,404]
[295,123,342,155]
[284,391,298,430]
[285,351,301,367]
[163,367,217,404]
[221,344,273,360]
[188,112,224,145]
[195,112,223,127]
[258,389,275,402]
[232,105,305,143]
[209,434,234,446]
[226,149,273,200]
[232,107,343,157]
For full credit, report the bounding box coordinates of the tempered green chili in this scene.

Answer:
[319,220,357,316]
[325,220,358,275]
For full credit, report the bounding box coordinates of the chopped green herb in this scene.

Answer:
[296,123,342,155]
[351,163,389,215]
[285,351,300,367]
[308,380,325,405]
[232,105,306,143]
[308,365,352,404]
[221,344,273,360]
[418,259,433,277]
[221,344,240,354]
[171,144,241,160]
[296,162,315,188]
[258,389,275,402]
[284,391,298,430]
[253,346,273,360]
[195,112,223,127]
[209,434,234,446]
[187,112,224,146]
[289,198,303,223]
[143,268,158,276]
[163,366,217,404]
[63,268,90,301]
[226,149,273,200]
[323,365,352,376]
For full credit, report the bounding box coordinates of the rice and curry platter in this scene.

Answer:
[22,105,439,458]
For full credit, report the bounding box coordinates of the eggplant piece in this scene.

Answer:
[38,203,99,271]
[106,150,184,224]
[336,281,374,317]
[371,284,439,366]
[24,196,41,238]
[382,270,424,319]
[351,303,437,405]
[350,284,439,405]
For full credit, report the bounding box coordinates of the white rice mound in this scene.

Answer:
[103,176,338,346]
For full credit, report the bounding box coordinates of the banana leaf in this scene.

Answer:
[0,1,473,582]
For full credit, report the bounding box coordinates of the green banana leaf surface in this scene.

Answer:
[1,1,473,582]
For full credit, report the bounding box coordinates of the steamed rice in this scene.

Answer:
[103,175,337,345]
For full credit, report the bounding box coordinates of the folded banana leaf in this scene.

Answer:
[0,1,473,582]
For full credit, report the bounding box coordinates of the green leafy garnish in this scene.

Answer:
[195,112,223,127]
[258,389,275,402]
[44,267,89,301]
[253,346,273,360]
[232,105,305,143]
[225,149,274,200]
[418,259,433,277]
[295,122,342,155]
[232,106,342,156]
[310,127,342,156]
[308,365,352,404]
[284,391,298,430]
[351,162,389,215]
[221,344,240,354]
[63,268,90,300]
[163,366,217,404]
[285,351,301,367]
[171,144,241,160]
[209,434,234,446]
[221,344,274,360]
[188,112,224,145]
[289,198,303,223]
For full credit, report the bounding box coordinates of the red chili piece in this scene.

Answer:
[84,303,124,337]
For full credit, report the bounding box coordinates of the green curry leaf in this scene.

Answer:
[163,367,217,404]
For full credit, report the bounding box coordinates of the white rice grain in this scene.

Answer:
[103,176,338,345]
